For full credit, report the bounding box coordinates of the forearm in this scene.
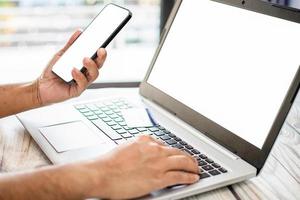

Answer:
[0,81,41,118]
[0,162,101,200]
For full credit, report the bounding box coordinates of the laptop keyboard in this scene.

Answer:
[75,98,228,179]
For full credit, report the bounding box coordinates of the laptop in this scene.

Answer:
[17,0,300,199]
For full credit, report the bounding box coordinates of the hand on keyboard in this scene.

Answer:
[86,135,199,199]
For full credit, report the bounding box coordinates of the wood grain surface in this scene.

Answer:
[0,89,299,199]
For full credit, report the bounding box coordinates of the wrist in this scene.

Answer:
[82,159,109,199]
[59,160,108,199]
[32,78,43,107]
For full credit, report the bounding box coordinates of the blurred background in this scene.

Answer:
[263,0,300,9]
[0,0,165,85]
[1,0,297,86]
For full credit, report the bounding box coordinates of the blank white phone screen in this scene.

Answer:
[148,1,300,149]
[52,4,129,82]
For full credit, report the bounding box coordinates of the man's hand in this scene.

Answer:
[37,30,107,105]
[86,135,200,199]
[0,136,200,200]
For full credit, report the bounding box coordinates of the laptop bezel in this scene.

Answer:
[139,0,300,172]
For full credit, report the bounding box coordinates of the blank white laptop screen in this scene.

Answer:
[148,1,300,149]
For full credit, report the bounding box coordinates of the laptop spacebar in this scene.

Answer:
[92,119,122,140]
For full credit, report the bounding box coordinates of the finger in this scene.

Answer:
[163,171,199,188]
[94,48,107,69]
[161,146,192,157]
[83,57,99,82]
[137,135,165,146]
[57,30,82,56]
[137,135,157,143]
[165,155,199,174]
[152,138,165,146]
[161,146,199,166]
[72,68,89,93]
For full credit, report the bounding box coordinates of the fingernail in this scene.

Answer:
[194,174,200,181]
[99,48,105,55]
[71,68,77,77]
[198,168,202,174]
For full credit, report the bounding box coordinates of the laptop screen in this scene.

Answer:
[147,1,300,149]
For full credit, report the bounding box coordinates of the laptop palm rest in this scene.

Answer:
[39,121,103,153]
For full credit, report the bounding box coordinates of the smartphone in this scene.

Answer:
[52,4,132,83]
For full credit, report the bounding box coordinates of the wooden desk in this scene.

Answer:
[0,88,299,200]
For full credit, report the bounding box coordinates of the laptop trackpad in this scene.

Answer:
[39,121,102,153]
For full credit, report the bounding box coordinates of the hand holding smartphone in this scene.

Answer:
[52,4,132,83]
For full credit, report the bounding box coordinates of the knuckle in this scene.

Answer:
[151,143,163,153]
[137,135,151,141]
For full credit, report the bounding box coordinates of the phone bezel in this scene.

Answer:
[52,3,132,83]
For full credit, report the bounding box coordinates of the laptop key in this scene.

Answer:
[100,107,110,112]
[173,136,182,141]
[212,163,221,168]
[200,173,210,179]
[166,139,177,145]
[199,154,208,159]
[154,131,165,136]
[116,129,127,134]
[202,165,214,171]
[172,143,184,149]
[179,141,187,145]
[118,122,127,126]
[129,129,139,134]
[87,115,98,120]
[111,125,122,130]
[102,118,112,123]
[205,158,214,164]
[83,111,94,117]
[137,127,147,132]
[97,113,107,118]
[168,133,176,138]
[94,110,104,115]
[209,170,221,176]
[123,126,133,130]
[198,160,207,166]
[114,118,124,122]
[105,110,114,115]
[160,135,171,141]
[107,121,117,126]
[219,168,228,173]
[149,127,160,132]
[122,132,133,138]
[185,145,193,150]
[109,114,119,119]
[191,149,200,154]
[86,104,99,111]
[158,126,166,131]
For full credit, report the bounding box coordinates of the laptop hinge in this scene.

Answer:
[191,132,240,160]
